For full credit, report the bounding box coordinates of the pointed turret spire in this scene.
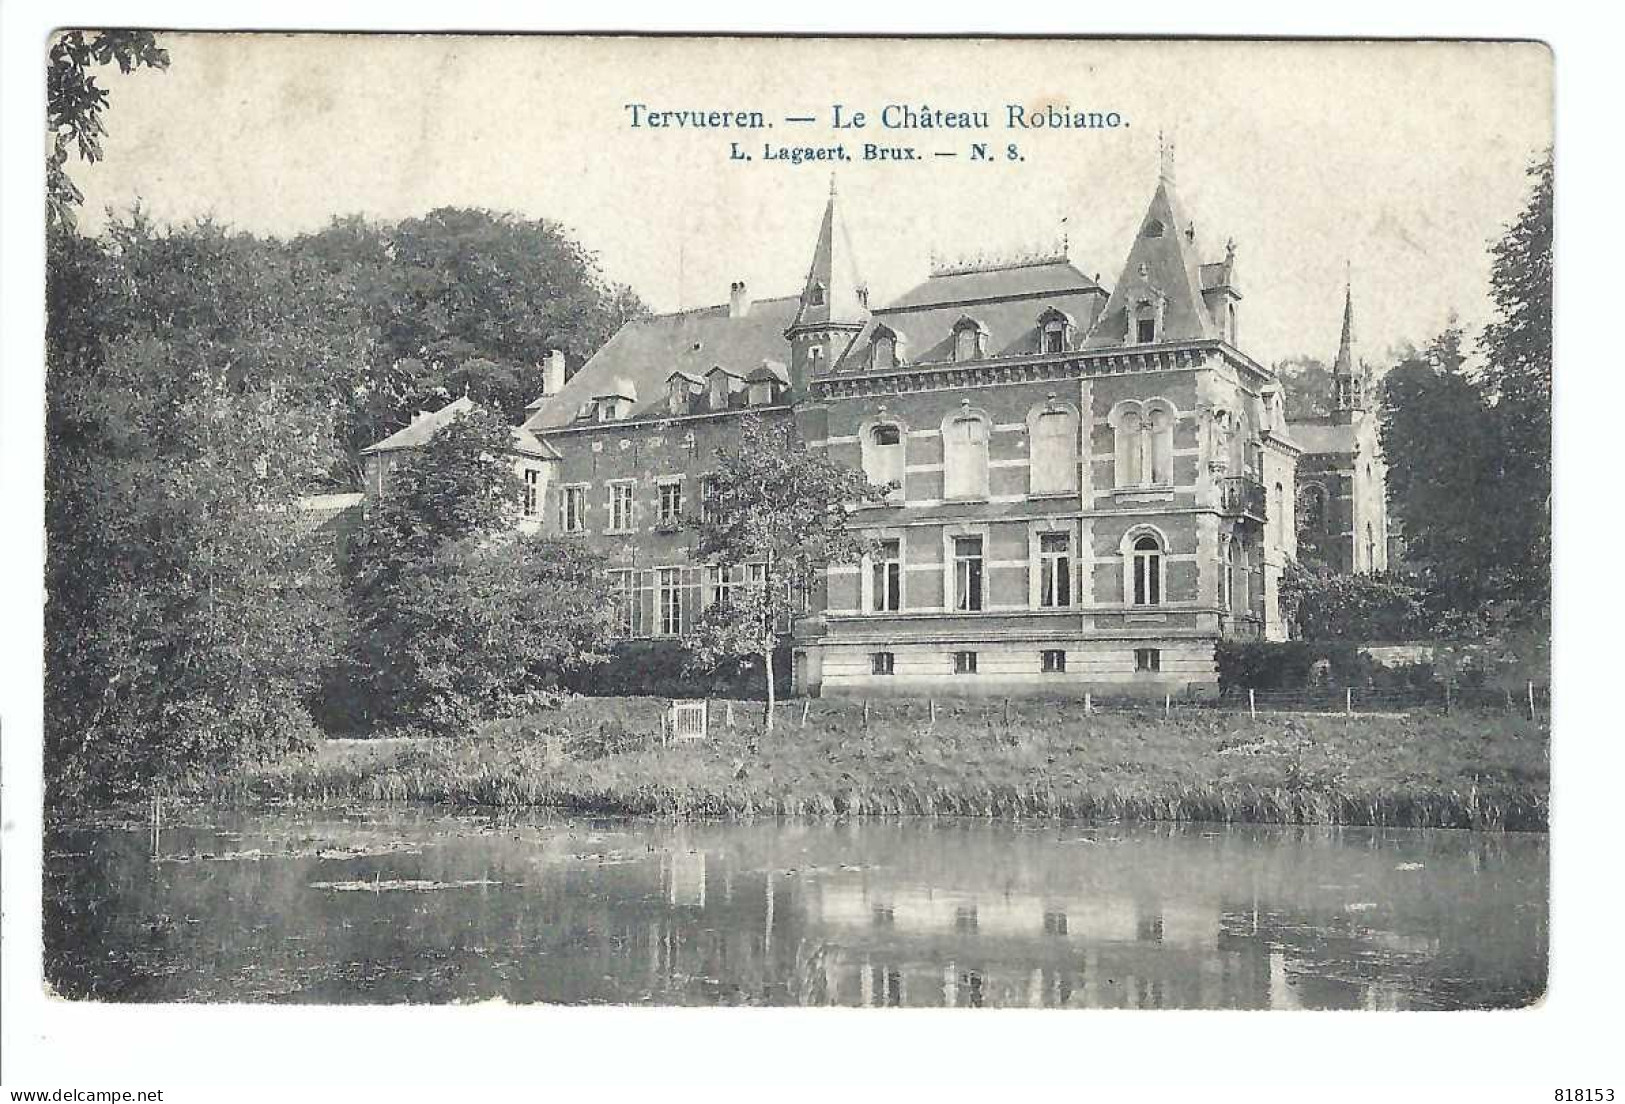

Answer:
[1084,151,1215,350]
[789,180,868,332]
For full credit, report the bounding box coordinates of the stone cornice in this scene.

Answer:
[812,342,1218,401]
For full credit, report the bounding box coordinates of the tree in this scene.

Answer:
[1480,150,1553,620]
[346,408,614,732]
[47,30,169,230]
[1274,355,1336,421]
[684,415,889,728]
[1378,326,1504,615]
[45,336,343,804]
[1280,561,1426,641]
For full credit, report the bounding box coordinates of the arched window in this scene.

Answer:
[872,334,896,370]
[953,318,986,363]
[1042,321,1066,354]
[1129,533,1163,606]
[1114,402,1175,488]
[1029,406,1079,496]
[1220,536,1234,612]
[1298,482,1328,534]
[1366,523,1375,572]
[1227,303,1239,344]
[1274,482,1285,546]
[1147,406,1174,484]
[863,423,905,499]
[1114,408,1143,487]
[944,413,990,500]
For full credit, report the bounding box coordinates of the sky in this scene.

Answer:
[72,34,1551,370]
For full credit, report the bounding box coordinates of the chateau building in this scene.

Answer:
[1285,284,1391,575]
[368,156,1304,697]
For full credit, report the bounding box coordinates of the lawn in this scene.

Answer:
[209,695,1549,831]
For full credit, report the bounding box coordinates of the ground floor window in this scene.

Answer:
[1135,647,1161,673]
[954,651,978,675]
[871,651,895,676]
[1041,649,1066,673]
[609,568,639,637]
[657,567,683,636]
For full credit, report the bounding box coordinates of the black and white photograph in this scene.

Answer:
[0,14,1598,1099]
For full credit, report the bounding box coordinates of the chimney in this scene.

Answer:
[542,349,566,395]
[729,281,751,319]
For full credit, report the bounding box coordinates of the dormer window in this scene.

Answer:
[953,318,987,363]
[708,375,730,411]
[1042,323,1066,354]
[1134,301,1158,345]
[747,379,775,406]
[667,378,691,415]
[809,282,826,307]
[1143,219,1165,238]
[874,335,896,369]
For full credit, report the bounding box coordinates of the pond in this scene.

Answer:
[44,809,1547,1008]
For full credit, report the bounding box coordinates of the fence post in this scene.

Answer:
[863,699,870,729]
[1345,687,1353,718]
[929,698,937,725]
[1445,682,1453,715]
[1084,691,1093,717]
[1249,688,1257,720]
[800,699,810,728]
[1528,681,1537,721]
[659,712,668,746]
[1164,692,1171,720]
[1003,697,1011,727]
[725,700,735,728]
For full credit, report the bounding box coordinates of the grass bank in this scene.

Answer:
[203,696,1549,831]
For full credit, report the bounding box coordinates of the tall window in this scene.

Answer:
[864,424,904,497]
[954,536,984,612]
[657,567,683,636]
[1041,321,1067,354]
[944,414,990,500]
[658,480,683,524]
[1030,408,1079,496]
[1149,407,1174,484]
[1039,532,1072,608]
[1131,534,1162,606]
[1236,538,1251,611]
[871,539,901,613]
[560,485,586,533]
[1274,482,1285,546]
[608,481,635,532]
[1115,409,1143,487]
[523,469,540,517]
[1135,304,1157,344]
[1220,537,1234,612]
[609,568,638,636]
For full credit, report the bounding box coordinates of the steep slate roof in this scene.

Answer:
[1332,281,1357,379]
[1084,163,1221,350]
[835,259,1107,370]
[884,259,1103,310]
[523,296,802,430]
[365,395,558,458]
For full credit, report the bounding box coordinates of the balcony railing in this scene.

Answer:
[1219,476,1267,523]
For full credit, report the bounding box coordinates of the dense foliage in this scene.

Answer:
[345,410,616,734]
[1280,562,1427,641]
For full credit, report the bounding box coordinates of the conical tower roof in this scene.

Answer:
[1332,278,1356,378]
[1084,149,1217,349]
[788,177,868,332]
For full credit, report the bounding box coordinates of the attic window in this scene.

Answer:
[873,332,897,370]
[953,320,986,363]
[1143,219,1165,238]
[1042,320,1067,355]
[810,282,826,307]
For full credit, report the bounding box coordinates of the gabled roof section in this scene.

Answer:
[523,295,802,430]
[1083,166,1218,349]
[363,395,558,459]
[788,179,868,332]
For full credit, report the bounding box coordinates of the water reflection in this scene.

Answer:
[44,812,1547,1008]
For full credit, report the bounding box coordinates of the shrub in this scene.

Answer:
[1215,640,1381,693]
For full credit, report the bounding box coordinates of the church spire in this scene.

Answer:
[1332,272,1363,414]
